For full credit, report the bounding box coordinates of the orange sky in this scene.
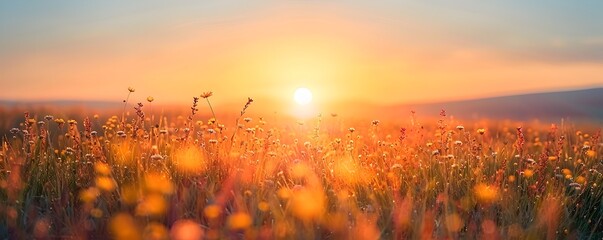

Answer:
[1,1,602,113]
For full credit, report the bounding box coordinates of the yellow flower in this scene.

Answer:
[474,183,499,204]
[136,194,167,216]
[94,162,111,175]
[204,204,221,219]
[170,220,204,240]
[147,96,154,102]
[95,176,116,192]
[79,187,100,203]
[258,201,270,212]
[109,213,140,240]
[143,222,168,240]
[227,212,252,230]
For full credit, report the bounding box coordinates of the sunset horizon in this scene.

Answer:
[2,1,603,107]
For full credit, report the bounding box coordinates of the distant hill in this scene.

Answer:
[1,88,602,125]
[383,88,603,122]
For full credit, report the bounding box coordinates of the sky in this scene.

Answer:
[1,1,602,111]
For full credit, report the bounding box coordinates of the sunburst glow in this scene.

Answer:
[293,87,313,105]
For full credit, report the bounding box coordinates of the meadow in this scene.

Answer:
[0,93,602,239]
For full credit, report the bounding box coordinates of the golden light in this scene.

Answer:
[293,87,313,105]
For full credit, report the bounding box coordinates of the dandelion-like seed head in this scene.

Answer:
[201,91,213,99]
[477,128,486,135]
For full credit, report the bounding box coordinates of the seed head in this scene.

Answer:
[201,92,213,99]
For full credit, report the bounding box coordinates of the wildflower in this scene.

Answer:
[44,115,53,121]
[204,204,221,219]
[258,201,270,212]
[128,87,135,93]
[170,220,204,240]
[569,182,581,188]
[371,120,380,126]
[348,128,355,133]
[144,173,174,195]
[136,194,167,216]
[291,189,325,220]
[9,128,19,134]
[109,213,139,240]
[227,212,252,230]
[143,223,168,240]
[95,176,116,192]
[456,125,464,130]
[79,187,100,203]
[575,176,586,184]
[65,147,75,154]
[454,140,463,146]
[477,128,486,135]
[146,96,154,102]
[201,91,213,99]
[94,162,111,175]
[474,183,499,204]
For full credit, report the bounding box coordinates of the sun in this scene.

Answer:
[293,87,313,105]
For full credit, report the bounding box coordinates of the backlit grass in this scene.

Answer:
[0,93,602,239]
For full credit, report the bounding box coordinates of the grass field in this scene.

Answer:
[1,95,602,239]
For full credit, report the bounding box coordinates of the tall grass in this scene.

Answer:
[0,93,602,239]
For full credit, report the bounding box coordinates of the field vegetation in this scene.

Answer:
[0,92,602,239]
